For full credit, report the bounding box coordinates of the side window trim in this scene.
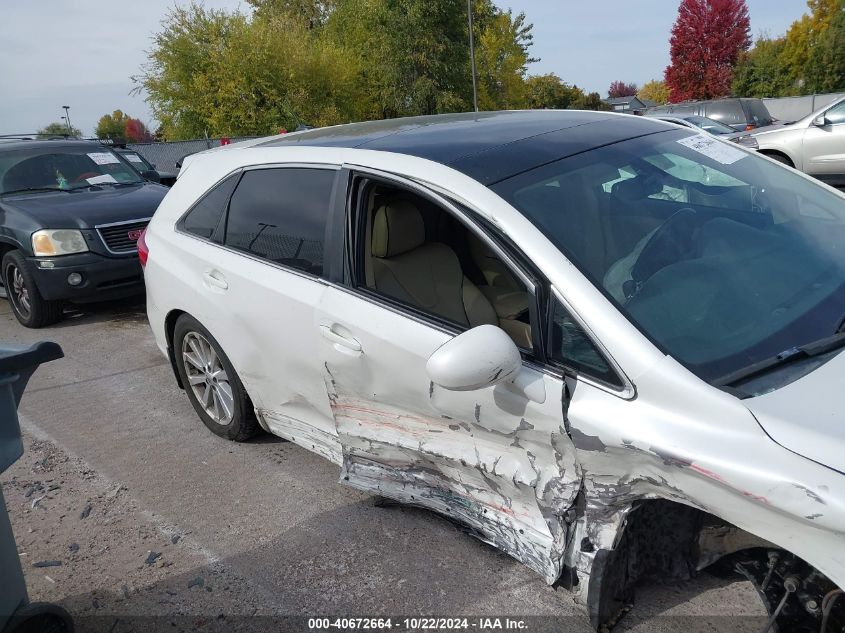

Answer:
[343,165,543,357]
[546,286,635,399]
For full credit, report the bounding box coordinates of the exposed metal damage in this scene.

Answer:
[322,360,580,584]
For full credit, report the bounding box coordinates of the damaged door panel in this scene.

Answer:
[316,285,581,583]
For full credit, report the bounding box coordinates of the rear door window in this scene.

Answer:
[224,167,336,276]
[703,101,744,126]
[745,100,773,127]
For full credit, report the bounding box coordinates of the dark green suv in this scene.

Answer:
[0,139,168,327]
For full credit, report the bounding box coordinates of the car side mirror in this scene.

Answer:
[813,115,829,127]
[140,169,161,183]
[426,325,522,392]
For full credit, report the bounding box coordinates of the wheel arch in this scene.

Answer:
[0,238,23,261]
[758,148,795,168]
[580,497,772,630]
[164,308,186,389]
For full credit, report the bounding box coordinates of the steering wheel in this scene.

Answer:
[74,171,101,183]
[630,207,700,291]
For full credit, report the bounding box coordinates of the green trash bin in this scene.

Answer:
[0,341,73,633]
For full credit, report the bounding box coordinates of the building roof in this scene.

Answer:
[259,110,668,185]
[606,96,644,106]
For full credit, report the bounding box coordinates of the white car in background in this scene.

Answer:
[142,111,845,631]
[753,96,845,186]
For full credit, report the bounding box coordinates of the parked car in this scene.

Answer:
[751,96,845,186]
[114,148,178,187]
[645,113,758,149]
[0,139,168,327]
[647,97,774,131]
[144,111,845,632]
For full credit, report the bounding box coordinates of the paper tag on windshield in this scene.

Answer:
[86,174,117,185]
[676,134,746,165]
[124,153,144,163]
[87,152,120,165]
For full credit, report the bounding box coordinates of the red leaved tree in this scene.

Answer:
[607,81,638,99]
[124,118,153,142]
[664,0,751,102]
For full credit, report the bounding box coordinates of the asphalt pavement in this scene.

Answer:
[0,296,766,633]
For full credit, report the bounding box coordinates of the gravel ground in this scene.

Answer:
[0,297,766,633]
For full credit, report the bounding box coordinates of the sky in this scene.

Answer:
[0,0,809,137]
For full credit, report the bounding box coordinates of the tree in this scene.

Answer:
[638,79,670,104]
[246,0,335,28]
[731,35,790,97]
[136,3,365,138]
[664,0,751,102]
[137,0,544,137]
[780,0,841,92]
[804,0,845,93]
[326,0,475,118]
[572,91,612,111]
[607,80,638,99]
[37,122,81,138]
[475,10,535,110]
[124,118,154,142]
[96,110,133,139]
[525,74,583,109]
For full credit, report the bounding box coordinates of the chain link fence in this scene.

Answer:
[124,137,259,173]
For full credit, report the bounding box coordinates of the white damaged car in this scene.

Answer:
[142,111,845,631]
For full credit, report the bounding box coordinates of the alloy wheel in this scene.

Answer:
[7,264,31,317]
[181,331,234,425]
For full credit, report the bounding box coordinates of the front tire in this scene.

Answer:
[2,251,63,328]
[173,314,261,441]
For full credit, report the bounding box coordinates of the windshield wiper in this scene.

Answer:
[73,181,142,191]
[0,186,69,196]
[715,331,845,388]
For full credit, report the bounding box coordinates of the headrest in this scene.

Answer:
[372,199,425,258]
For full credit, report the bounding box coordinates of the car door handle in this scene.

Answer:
[202,270,228,290]
[319,325,362,352]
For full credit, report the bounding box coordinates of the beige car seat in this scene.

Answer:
[370,199,498,328]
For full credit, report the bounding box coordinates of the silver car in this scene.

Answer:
[646,113,759,149]
[754,96,845,186]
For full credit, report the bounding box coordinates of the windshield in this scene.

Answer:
[683,116,736,135]
[0,145,144,194]
[119,151,154,171]
[492,129,845,384]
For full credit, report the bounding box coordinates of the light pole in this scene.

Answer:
[62,106,72,134]
[467,0,478,113]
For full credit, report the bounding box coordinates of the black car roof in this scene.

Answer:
[259,110,669,185]
[0,138,105,151]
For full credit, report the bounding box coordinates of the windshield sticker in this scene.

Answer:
[676,134,747,165]
[86,174,118,185]
[124,153,144,163]
[87,152,120,165]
